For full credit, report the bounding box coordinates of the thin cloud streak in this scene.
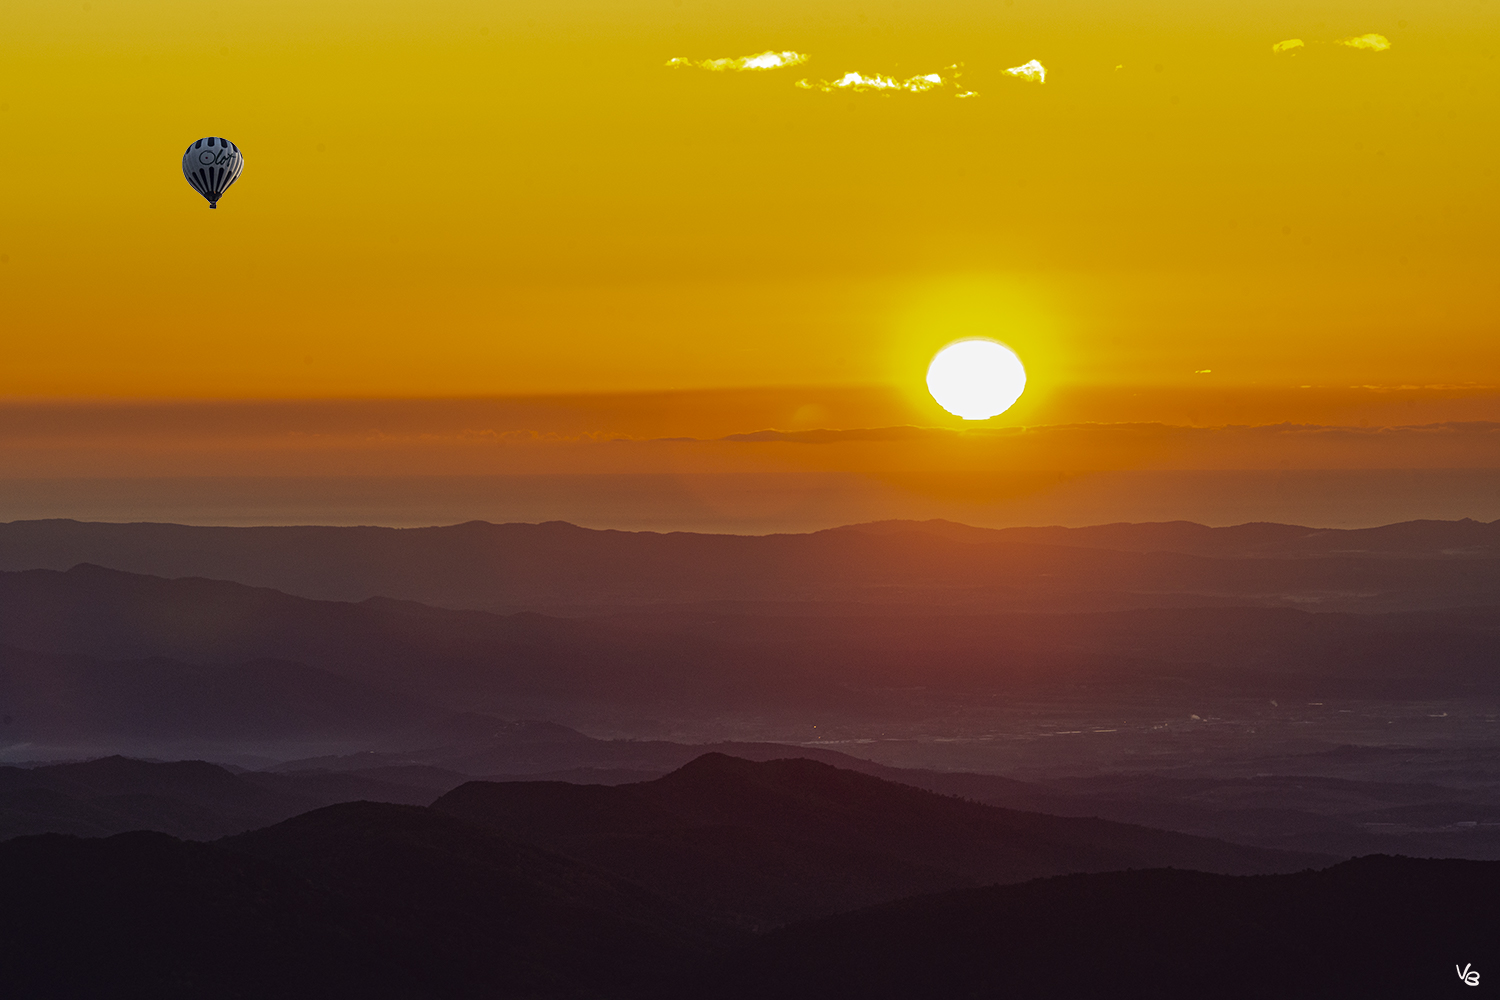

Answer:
[667,51,808,71]
[796,71,942,94]
[795,65,977,96]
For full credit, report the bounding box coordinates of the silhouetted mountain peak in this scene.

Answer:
[663,750,772,779]
[654,753,895,810]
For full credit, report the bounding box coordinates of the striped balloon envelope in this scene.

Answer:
[182,137,244,209]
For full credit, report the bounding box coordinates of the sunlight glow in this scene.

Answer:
[926,340,1028,420]
[667,51,808,71]
[1004,60,1047,83]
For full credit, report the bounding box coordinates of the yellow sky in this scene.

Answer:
[2,0,1496,414]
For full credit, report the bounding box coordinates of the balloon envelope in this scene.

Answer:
[182,137,244,208]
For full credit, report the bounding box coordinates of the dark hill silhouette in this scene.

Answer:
[265,736,965,786]
[0,750,1067,847]
[5,750,1487,864]
[3,824,1488,999]
[0,830,417,999]
[3,517,1500,614]
[688,855,1500,1000]
[0,745,1046,845]
[0,806,722,1000]
[223,801,727,995]
[433,753,1328,927]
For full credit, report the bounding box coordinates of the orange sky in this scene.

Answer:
[1,0,1498,521]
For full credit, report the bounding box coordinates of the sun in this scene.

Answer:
[926,339,1027,420]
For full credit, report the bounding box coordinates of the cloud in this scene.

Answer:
[795,66,977,96]
[1272,34,1390,54]
[1338,33,1391,51]
[667,51,808,72]
[1004,59,1047,83]
[796,71,941,94]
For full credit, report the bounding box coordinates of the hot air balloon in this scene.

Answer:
[182,137,244,209]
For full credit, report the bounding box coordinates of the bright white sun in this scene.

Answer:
[926,339,1027,420]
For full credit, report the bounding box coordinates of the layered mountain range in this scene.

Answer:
[4,516,1500,614]
[2,561,1498,731]
[0,518,1496,858]
[0,516,1496,994]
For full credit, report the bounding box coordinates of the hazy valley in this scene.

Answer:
[1,516,1497,995]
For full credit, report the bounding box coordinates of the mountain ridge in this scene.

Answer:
[5,516,1500,615]
[4,564,1499,727]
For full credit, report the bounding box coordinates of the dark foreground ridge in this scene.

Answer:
[0,820,1492,999]
[0,804,720,1000]
[0,754,1476,1000]
[432,753,1325,926]
[686,855,1500,1000]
